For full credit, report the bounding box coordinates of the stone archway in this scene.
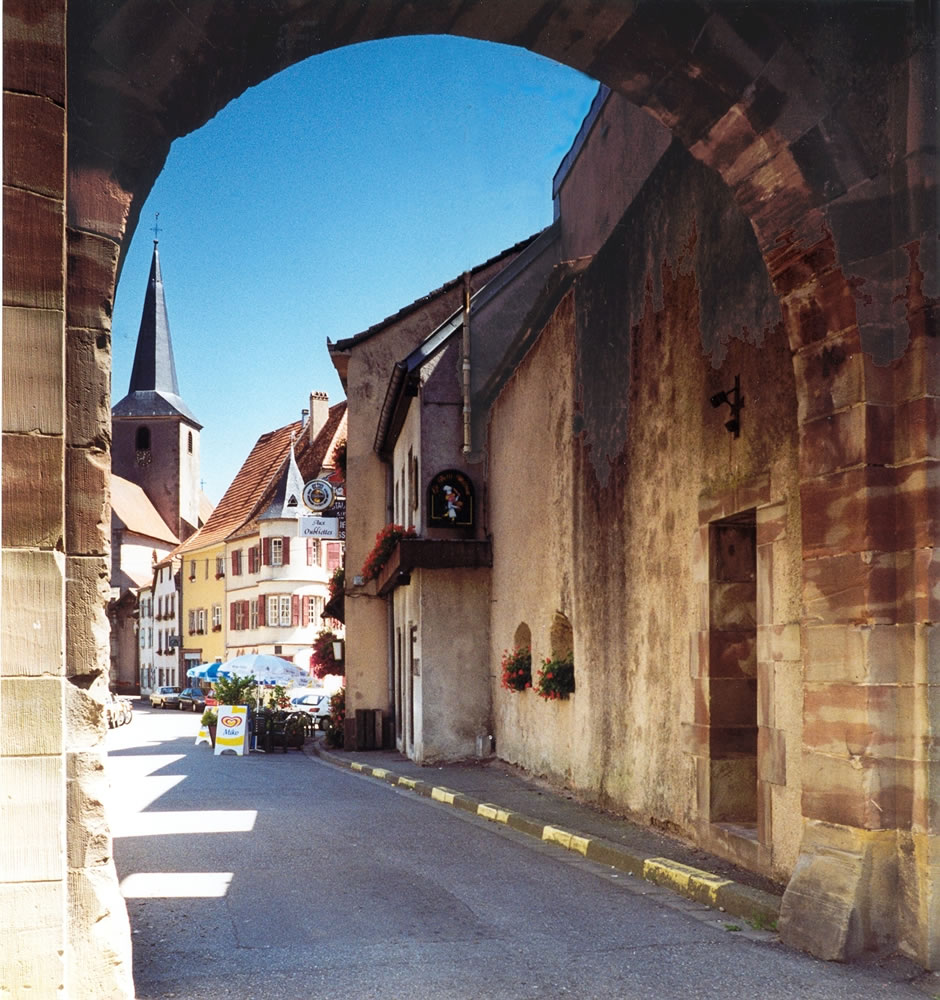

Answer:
[3,1,936,993]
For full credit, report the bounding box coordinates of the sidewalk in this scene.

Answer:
[310,740,784,931]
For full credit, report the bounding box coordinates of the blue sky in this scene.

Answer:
[111,36,598,503]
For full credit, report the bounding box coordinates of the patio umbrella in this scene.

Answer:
[219,653,309,687]
[187,660,228,681]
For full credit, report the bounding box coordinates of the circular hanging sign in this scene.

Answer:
[303,478,335,512]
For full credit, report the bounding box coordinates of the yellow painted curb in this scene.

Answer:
[644,858,733,905]
[431,787,457,804]
[542,825,591,856]
[478,803,512,823]
[397,776,418,789]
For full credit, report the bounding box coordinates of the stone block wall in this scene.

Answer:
[2,1,134,994]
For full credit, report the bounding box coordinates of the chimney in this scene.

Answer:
[309,391,329,444]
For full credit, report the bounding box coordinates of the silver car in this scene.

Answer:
[149,685,181,709]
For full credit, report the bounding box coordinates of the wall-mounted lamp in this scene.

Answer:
[709,374,742,438]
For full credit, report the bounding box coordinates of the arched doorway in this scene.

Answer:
[3,3,936,993]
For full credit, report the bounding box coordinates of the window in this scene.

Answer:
[232,601,246,631]
[212,604,221,629]
[265,595,292,627]
[215,555,225,578]
[188,610,195,634]
[271,537,283,567]
[196,608,207,634]
[189,560,196,580]
[135,426,151,465]
[326,542,342,571]
[304,594,324,626]
[306,538,320,566]
[248,545,260,574]
[249,600,258,630]
[231,549,242,576]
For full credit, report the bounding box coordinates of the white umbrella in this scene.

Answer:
[219,653,309,687]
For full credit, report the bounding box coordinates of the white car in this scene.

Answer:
[289,692,331,729]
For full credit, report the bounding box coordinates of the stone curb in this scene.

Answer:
[314,745,781,930]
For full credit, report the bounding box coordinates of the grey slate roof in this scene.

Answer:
[112,241,201,427]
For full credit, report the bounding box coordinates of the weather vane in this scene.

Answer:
[151,212,161,242]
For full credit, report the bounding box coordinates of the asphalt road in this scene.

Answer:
[107,703,935,1000]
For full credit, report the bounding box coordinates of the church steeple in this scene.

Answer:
[112,240,200,426]
[111,237,203,542]
[129,240,180,396]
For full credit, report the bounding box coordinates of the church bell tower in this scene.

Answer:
[112,239,202,541]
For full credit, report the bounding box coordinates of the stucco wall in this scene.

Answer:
[488,144,803,880]
[404,567,492,763]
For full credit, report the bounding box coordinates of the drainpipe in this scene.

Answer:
[461,271,472,454]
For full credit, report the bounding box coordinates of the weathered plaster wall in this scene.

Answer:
[488,289,579,784]
[555,91,672,262]
[489,144,803,880]
[411,567,492,763]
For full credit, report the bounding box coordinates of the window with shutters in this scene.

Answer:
[231,550,242,576]
[271,537,283,567]
[189,560,196,581]
[306,538,320,566]
[233,602,246,631]
[188,610,195,634]
[215,555,225,578]
[265,595,292,627]
[250,600,258,630]
[196,608,207,634]
[326,542,342,571]
[212,604,222,630]
[305,594,324,624]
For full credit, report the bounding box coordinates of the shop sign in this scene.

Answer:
[300,497,345,539]
[428,469,474,527]
[213,705,249,756]
[302,478,335,512]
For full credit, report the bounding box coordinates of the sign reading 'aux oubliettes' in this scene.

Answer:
[300,498,346,540]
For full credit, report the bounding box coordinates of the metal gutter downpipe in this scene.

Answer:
[461,271,472,454]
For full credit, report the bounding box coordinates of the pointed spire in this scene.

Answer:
[113,239,201,426]
[128,241,180,395]
[260,437,306,520]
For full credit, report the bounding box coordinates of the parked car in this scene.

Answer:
[289,692,331,729]
[149,685,181,709]
[178,687,207,712]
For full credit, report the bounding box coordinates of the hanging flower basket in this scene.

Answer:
[500,647,532,692]
[535,654,575,700]
[360,524,416,582]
